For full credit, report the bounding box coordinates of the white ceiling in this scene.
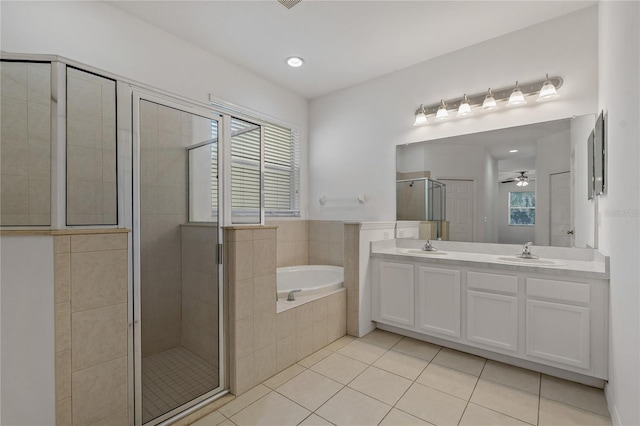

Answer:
[108,0,594,99]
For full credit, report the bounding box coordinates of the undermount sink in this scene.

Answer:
[403,249,448,256]
[495,256,565,266]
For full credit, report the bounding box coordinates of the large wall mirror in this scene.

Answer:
[396,115,597,248]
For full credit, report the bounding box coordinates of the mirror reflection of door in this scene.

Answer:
[550,171,572,247]
[440,179,474,241]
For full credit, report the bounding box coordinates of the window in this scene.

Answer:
[509,191,535,225]
[209,105,300,221]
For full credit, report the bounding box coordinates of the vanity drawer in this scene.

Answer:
[468,271,518,295]
[526,278,590,305]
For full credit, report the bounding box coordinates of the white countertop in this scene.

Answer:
[371,240,609,279]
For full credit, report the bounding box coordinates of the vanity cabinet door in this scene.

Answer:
[374,261,415,327]
[467,291,518,352]
[526,299,590,369]
[416,266,461,338]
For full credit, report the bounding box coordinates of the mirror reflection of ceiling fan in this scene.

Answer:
[278,0,302,9]
[501,171,530,187]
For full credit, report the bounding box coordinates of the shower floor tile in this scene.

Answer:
[142,346,219,423]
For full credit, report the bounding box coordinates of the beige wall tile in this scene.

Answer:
[27,102,50,141]
[234,353,255,395]
[56,398,72,426]
[296,326,313,361]
[1,96,28,140]
[71,249,127,312]
[1,139,28,176]
[72,356,127,426]
[54,236,71,254]
[347,310,359,336]
[296,303,314,332]
[254,343,277,384]
[313,320,329,352]
[1,174,28,214]
[72,303,127,372]
[235,316,254,359]
[28,139,51,178]
[27,63,50,105]
[253,274,276,315]
[313,298,328,323]
[254,310,276,350]
[234,278,254,320]
[71,234,128,253]
[28,176,51,215]
[56,302,71,353]
[87,409,128,426]
[277,308,296,341]
[1,62,28,100]
[234,241,253,281]
[56,350,71,401]
[55,253,71,304]
[276,335,296,373]
[253,228,276,240]
[234,229,253,242]
[253,238,276,277]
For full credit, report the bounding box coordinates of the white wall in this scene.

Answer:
[309,6,598,221]
[597,2,640,425]
[0,0,309,218]
[534,130,571,245]
[0,236,55,426]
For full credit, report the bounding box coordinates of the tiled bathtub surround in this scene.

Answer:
[308,220,344,266]
[225,226,347,396]
[54,231,129,426]
[0,61,51,226]
[266,219,308,267]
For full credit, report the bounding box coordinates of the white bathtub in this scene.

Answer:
[277,265,344,298]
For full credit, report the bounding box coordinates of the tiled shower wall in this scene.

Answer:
[54,231,129,426]
[0,61,51,226]
[66,68,117,225]
[181,224,219,366]
[266,219,308,267]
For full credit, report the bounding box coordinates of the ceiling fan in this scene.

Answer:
[501,171,530,187]
[278,0,302,9]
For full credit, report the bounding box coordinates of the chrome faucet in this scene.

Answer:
[422,240,438,251]
[287,289,301,301]
[517,241,538,259]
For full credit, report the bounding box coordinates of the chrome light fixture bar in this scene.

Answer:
[413,75,563,125]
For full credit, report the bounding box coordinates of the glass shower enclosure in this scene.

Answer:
[134,96,225,425]
[396,177,447,238]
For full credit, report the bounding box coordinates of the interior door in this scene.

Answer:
[440,180,474,241]
[550,171,571,247]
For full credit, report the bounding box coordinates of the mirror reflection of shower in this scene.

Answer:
[396,177,447,239]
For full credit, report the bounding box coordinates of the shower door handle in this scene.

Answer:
[216,243,223,265]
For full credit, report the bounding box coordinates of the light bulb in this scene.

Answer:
[458,94,471,116]
[436,100,449,120]
[482,88,497,110]
[507,81,527,107]
[413,105,428,126]
[286,56,304,67]
[537,74,559,102]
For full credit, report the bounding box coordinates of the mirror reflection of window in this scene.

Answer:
[509,191,536,226]
[66,67,117,225]
[0,61,52,226]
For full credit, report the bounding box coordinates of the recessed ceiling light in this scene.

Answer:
[509,149,519,153]
[286,56,304,68]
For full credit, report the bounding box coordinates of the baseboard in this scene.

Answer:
[605,382,622,426]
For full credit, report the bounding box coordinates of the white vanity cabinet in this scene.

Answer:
[371,256,609,381]
[416,266,461,338]
[466,271,519,352]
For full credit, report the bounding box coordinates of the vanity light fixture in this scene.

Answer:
[482,88,497,110]
[507,81,527,107]
[537,74,559,102]
[413,75,562,126]
[509,149,519,153]
[436,100,449,120]
[413,104,428,126]
[286,56,304,67]
[458,94,472,116]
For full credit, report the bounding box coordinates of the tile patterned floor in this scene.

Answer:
[143,346,219,423]
[189,330,611,426]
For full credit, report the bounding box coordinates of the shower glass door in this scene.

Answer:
[135,97,223,425]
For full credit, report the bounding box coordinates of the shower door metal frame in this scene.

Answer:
[131,88,227,426]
